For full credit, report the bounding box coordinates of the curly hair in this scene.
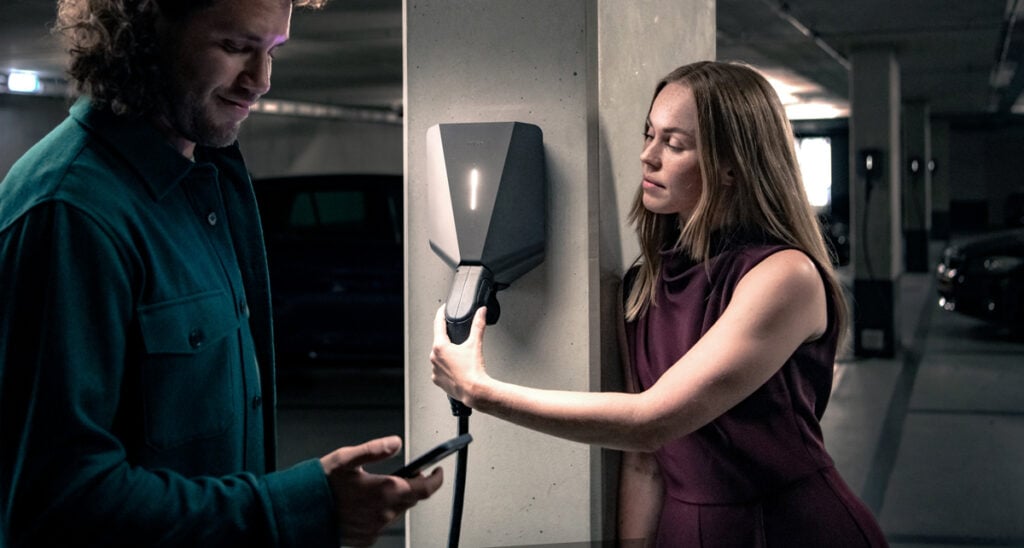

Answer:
[53,0,327,117]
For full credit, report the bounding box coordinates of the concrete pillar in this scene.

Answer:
[850,48,902,357]
[930,120,951,240]
[404,1,714,546]
[902,100,931,271]
[401,2,712,544]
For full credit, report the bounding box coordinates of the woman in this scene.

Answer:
[430,61,887,546]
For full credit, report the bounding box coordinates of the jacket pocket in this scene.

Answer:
[137,290,240,450]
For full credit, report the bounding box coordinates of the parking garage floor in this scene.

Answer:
[826,247,1024,547]
[277,241,1024,547]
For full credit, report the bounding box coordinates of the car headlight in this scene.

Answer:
[982,255,1024,273]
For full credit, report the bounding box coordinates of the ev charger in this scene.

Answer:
[426,121,546,548]
[427,122,546,341]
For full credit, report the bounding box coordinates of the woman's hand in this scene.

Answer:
[429,305,490,407]
[427,305,647,451]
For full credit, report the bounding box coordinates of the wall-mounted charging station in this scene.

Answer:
[427,122,546,340]
[426,121,546,548]
[858,148,884,193]
[856,147,885,281]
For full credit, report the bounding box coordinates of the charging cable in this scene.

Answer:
[447,403,471,548]
[442,265,500,548]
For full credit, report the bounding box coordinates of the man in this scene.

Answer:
[0,0,442,546]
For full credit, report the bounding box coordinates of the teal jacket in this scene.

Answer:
[0,99,337,547]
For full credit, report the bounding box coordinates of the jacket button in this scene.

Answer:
[207,212,218,226]
[188,328,205,348]
[251,395,262,409]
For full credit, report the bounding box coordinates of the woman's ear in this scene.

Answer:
[720,165,736,186]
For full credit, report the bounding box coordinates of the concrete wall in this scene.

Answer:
[238,115,402,177]
[902,101,930,231]
[947,122,1024,229]
[404,1,713,545]
[850,48,902,281]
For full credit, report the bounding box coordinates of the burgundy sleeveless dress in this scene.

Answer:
[625,233,888,547]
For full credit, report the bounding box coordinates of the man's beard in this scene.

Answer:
[162,86,243,149]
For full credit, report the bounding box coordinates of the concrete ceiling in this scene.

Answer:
[2,1,1022,120]
[717,0,1024,119]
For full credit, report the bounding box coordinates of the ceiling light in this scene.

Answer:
[8,71,41,93]
[755,66,848,119]
[786,102,849,120]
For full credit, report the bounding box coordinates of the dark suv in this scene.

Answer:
[253,174,403,368]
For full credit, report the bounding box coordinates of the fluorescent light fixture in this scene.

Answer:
[249,98,402,124]
[8,71,41,93]
[765,76,800,105]
[786,102,849,120]
[757,66,849,120]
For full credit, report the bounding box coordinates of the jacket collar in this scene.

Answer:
[70,97,244,200]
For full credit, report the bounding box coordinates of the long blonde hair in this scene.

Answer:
[625,61,848,344]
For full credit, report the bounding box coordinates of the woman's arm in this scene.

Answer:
[429,249,828,452]
[618,451,662,546]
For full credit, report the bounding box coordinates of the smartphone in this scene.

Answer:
[389,433,473,478]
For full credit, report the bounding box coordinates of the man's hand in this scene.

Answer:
[320,436,443,547]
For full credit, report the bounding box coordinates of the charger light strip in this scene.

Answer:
[469,168,479,211]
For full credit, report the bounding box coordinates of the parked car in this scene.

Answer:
[936,228,1024,325]
[253,174,403,368]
